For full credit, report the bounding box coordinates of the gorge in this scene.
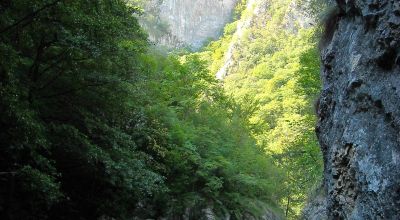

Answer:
[0,0,399,219]
[143,0,400,218]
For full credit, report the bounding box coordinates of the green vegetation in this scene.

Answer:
[0,0,286,219]
[199,0,326,218]
[0,0,325,219]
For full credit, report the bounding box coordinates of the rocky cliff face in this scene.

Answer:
[314,0,400,219]
[140,0,239,49]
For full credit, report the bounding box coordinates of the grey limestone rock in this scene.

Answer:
[140,0,239,50]
[316,0,400,219]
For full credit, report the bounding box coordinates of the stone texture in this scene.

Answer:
[140,0,239,49]
[315,0,400,219]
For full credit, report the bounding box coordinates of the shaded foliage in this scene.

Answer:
[0,0,284,219]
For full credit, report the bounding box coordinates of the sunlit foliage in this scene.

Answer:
[199,0,325,218]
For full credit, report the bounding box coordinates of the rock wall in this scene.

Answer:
[140,0,239,49]
[316,0,400,219]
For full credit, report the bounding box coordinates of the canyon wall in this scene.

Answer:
[313,0,400,219]
[140,0,239,49]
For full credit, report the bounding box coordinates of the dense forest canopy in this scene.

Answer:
[0,0,325,219]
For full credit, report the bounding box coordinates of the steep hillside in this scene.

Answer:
[198,0,326,218]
